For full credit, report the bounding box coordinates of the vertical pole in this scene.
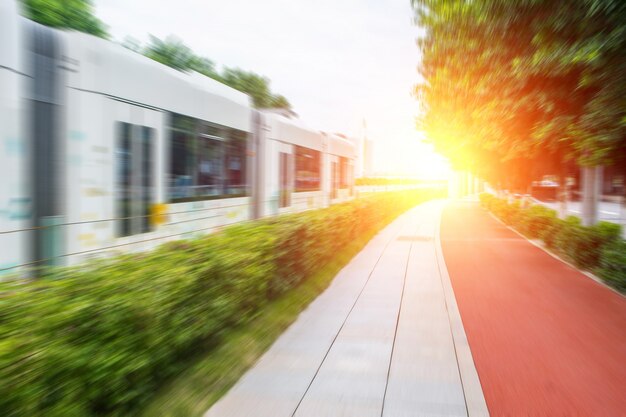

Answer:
[595,166,603,212]
[581,166,597,226]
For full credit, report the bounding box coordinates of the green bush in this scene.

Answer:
[540,216,563,250]
[554,216,583,262]
[479,192,494,208]
[489,197,506,219]
[591,221,622,244]
[517,204,558,240]
[570,221,624,271]
[599,240,626,291]
[0,189,441,417]
[489,196,521,226]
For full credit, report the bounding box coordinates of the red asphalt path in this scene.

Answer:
[441,201,626,416]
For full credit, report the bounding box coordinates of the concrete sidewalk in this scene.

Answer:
[205,201,487,417]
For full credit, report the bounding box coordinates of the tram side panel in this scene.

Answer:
[326,134,357,205]
[258,112,327,217]
[0,4,29,274]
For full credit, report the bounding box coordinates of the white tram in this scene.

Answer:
[0,0,357,272]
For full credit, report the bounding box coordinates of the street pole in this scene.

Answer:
[581,166,597,226]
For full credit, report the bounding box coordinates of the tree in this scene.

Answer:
[20,0,107,38]
[143,35,218,78]
[413,0,626,199]
[269,94,290,109]
[20,1,292,110]
[220,68,291,109]
[139,37,291,110]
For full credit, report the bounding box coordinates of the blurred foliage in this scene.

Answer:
[0,189,442,417]
[18,1,291,110]
[19,0,107,38]
[138,36,291,109]
[479,192,625,289]
[138,205,405,417]
[219,67,291,109]
[143,35,218,78]
[138,36,291,110]
[413,0,626,189]
[599,240,626,291]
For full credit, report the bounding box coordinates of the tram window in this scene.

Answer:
[116,122,132,237]
[295,146,321,192]
[225,129,247,196]
[170,115,196,200]
[169,114,248,202]
[115,123,155,237]
[197,136,223,197]
[339,157,349,188]
[141,127,154,233]
[172,114,196,132]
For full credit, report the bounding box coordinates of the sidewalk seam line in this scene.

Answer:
[289,213,409,417]
[379,217,416,417]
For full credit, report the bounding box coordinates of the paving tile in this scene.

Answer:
[382,204,467,417]
[205,202,487,417]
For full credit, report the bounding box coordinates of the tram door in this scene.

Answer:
[112,102,161,238]
[116,123,155,236]
[279,152,291,208]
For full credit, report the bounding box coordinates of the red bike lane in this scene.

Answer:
[440,201,626,416]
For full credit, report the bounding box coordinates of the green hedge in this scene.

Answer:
[479,192,625,291]
[0,190,440,417]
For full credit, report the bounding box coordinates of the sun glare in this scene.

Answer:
[373,134,451,180]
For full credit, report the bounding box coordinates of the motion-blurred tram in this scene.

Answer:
[0,0,357,273]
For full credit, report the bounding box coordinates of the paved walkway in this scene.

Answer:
[441,201,626,416]
[205,201,488,417]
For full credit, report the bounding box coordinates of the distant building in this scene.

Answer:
[363,138,374,177]
[355,119,375,178]
[351,136,364,178]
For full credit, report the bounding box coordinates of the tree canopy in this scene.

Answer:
[413,0,626,189]
[219,67,291,109]
[20,0,107,38]
[140,36,291,110]
[19,1,291,110]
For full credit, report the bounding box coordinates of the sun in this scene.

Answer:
[373,134,451,180]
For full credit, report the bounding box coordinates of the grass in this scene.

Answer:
[138,228,379,417]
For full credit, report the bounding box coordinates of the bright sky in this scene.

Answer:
[94,0,449,178]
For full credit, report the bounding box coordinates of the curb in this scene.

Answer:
[435,201,490,417]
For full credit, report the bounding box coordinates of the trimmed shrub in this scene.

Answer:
[554,216,584,262]
[518,204,558,240]
[599,240,626,291]
[479,192,494,208]
[592,221,622,245]
[489,196,522,226]
[0,189,441,417]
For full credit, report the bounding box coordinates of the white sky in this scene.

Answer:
[94,0,449,178]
